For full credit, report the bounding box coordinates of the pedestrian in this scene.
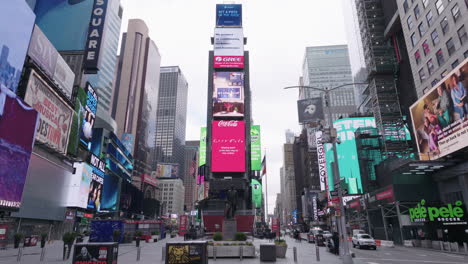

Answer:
[332,232,340,255]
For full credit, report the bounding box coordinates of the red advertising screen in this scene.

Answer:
[211,120,245,172]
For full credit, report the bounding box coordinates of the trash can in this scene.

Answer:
[260,243,276,261]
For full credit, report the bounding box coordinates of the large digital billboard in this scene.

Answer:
[155,163,179,178]
[410,58,468,160]
[0,1,35,93]
[34,0,94,51]
[250,125,262,171]
[213,72,244,117]
[24,70,73,154]
[216,4,242,27]
[87,154,105,211]
[213,28,244,69]
[251,179,262,209]
[211,120,246,173]
[100,173,119,212]
[0,88,38,209]
[326,117,376,194]
[80,83,98,150]
[199,127,207,166]
[297,98,325,124]
[67,163,92,209]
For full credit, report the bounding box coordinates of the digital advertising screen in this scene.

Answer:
[410,58,468,160]
[213,72,244,117]
[0,88,38,209]
[100,173,119,212]
[213,28,244,69]
[0,1,35,93]
[211,120,246,173]
[155,163,179,178]
[250,125,262,171]
[80,83,98,150]
[216,4,242,27]
[199,127,206,166]
[87,155,105,211]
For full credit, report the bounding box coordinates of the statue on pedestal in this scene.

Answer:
[225,185,237,219]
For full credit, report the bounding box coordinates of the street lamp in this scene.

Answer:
[284,83,367,264]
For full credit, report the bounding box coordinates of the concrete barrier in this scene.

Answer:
[421,240,432,248]
[375,240,394,247]
[403,240,414,247]
[431,241,441,250]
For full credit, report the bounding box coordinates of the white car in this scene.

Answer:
[352,233,377,250]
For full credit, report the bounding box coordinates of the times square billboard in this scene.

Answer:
[410,58,468,161]
[213,72,244,117]
[211,120,246,173]
[216,4,242,27]
[213,28,244,69]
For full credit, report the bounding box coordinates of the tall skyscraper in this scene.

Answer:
[183,141,199,212]
[112,19,161,197]
[155,66,188,176]
[300,45,357,125]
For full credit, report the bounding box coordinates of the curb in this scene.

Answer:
[397,245,468,256]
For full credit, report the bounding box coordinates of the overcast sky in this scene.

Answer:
[120,0,348,214]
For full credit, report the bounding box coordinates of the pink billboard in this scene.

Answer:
[211,120,245,172]
[214,56,244,69]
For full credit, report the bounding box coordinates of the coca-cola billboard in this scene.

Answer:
[211,120,245,172]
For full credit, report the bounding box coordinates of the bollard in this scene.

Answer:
[448,242,452,252]
[162,246,166,261]
[16,247,23,262]
[316,243,320,261]
[440,241,444,251]
[213,246,217,261]
[40,248,46,262]
[136,246,141,261]
[239,245,243,261]
[293,246,297,262]
[464,242,467,254]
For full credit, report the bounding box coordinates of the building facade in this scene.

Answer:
[397,0,468,97]
[300,45,357,125]
[112,19,161,196]
[183,141,199,212]
[156,178,185,216]
[155,66,188,178]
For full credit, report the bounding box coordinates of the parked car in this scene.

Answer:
[307,229,324,244]
[352,233,377,250]
[322,231,332,239]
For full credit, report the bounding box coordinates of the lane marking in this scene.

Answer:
[367,262,380,264]
[356,258,468,264]
[442,253,464,258]
[384,253,391,255]
[418,254,427,257]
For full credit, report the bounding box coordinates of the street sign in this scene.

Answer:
[330,190,338,197]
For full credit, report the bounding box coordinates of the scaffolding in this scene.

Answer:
[355,0,411,156]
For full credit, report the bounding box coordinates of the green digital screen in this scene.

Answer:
[326,117,376,194]
[199,127,207,166]
[250,125,262,171]
[251,179,262,208]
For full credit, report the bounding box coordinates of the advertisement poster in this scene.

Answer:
[179,215,188,236]
[213,72,244,117]
[100,174,119,212]
[156,163,179,178]
[0,88,39,209]
[121,133,134,154]
[199,127,206,166]
[251,179,262,209]
[0,1,35,93]
[297,97,325,124]
[72,243,118,264]
[315,130,328,192]
[250,125,262,170]
[142,173,157,187]
[24,70,73,154]
[325,117,376,194]
[216,4,242,27]
[410,58,468,160]
[166,243,206,264]
[28,25,74,99]
[211,120,245,172]
[213,28,244,68]
[80,83,98,150]
[306,127,317,151]
[87,155,105,211]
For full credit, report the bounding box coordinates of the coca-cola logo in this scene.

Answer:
[218,120,238,127]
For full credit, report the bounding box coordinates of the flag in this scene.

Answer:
[189,153,197,177]
[261,155,266,176]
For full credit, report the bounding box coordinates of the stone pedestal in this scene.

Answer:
[222,219,237,240]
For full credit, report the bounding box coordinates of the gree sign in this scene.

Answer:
[409,200,466,225]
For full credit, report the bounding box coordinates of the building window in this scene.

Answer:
[441,70,449,78]
[422,40,430,55]
[465,50,468,58]
[418,22,427,36]
[415,50,421,64]
[411,32,418,47]
[407,15,414,30]
[446,38,456,55]
[419,68,427,82]
[431,78,440,87]
[414,4,421,19]
[440,17,449,35]
[451,4,460,22]
[451,59,459,69]
[422,0,429,8]
[427,59,435,75]
[458,25,467,45]
[403,0,409,13]
[426,10,434,26]
[436,49,445,66]
[435,0,444,15]
[431,30,440,45]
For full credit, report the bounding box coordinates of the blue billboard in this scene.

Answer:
[34,0,94,51]
[0,1,35,93]
[216,4,242,27]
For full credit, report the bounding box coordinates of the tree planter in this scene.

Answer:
[207,245,256,258]
[276,244,287,258]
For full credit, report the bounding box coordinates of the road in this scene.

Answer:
[351,243,468,264]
